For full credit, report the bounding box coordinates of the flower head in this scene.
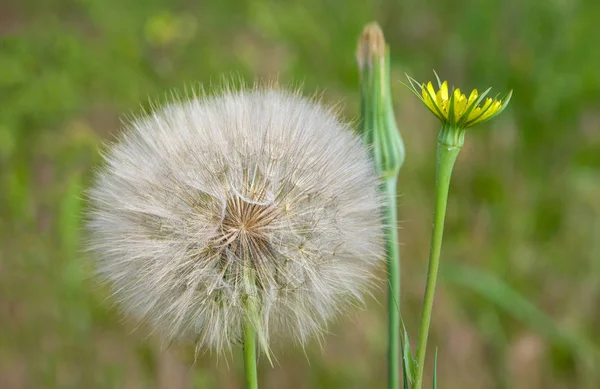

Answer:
[87,88,384,354]
[356,22,405,178]
[405,72,512,129]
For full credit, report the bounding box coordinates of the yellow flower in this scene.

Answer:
[405,72,512,128]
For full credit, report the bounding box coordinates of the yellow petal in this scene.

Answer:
[422,84,437,113]
[427,82,436,99]
[423,91,436,112]
[436,89,444,110]
[440,81,448,101]
[468,98,494,123]
[467,89,478,105]
[478,98,493,113]
[467,107,482,122]
[454,93,467,120]
[480,100,502,120]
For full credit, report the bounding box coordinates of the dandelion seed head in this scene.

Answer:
[87,87,384,353]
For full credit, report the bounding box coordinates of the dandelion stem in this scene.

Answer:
[242,320,259,389]
[413,141,460,389]
[385,175,401,389]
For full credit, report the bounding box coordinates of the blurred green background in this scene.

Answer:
[1,0,599,388]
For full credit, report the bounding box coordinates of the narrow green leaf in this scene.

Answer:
[432,348,438,389]
[401,319,416,385]
[402,360,410,389]
[399,317,412,389]
[248,302,272,366]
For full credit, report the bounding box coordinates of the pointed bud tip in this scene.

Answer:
[356,22,386,69]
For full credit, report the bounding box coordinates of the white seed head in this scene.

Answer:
[87,87,384,354]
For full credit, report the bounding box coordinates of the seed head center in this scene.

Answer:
[216,194,280,257]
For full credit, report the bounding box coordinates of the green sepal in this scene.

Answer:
[359,45,405,179]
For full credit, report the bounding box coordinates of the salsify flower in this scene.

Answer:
[402,72,512,389]
[405,72,512,130]
[86,87,384,355]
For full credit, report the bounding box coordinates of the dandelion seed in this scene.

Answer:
[86,87,384,355]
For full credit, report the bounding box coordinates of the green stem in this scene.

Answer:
[385,176,400,389]
[413,142,461,389]
[242,320,258,389]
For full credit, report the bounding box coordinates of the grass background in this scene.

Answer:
[1,0,599,388]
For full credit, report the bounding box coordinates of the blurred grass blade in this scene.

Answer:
[441,261,598,360]
[400,319,411,389]
[401,318,416,385]
[432,348,438,389]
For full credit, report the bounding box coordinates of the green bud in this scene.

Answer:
[357,22,405,179]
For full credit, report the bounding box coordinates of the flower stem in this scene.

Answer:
[413,142,461,389]
[242,320,258,389]
[385,176,400,389]
[357,23,404,389]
